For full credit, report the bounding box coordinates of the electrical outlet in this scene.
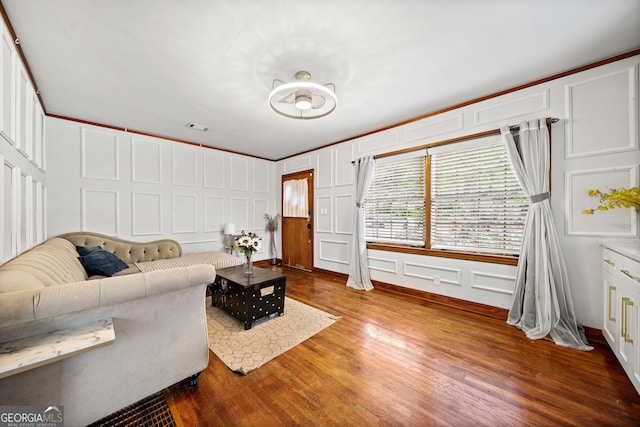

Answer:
[434,275,441,286]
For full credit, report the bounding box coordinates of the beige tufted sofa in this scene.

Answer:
[0,232,239,426]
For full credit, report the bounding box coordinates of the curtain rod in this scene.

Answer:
[352,117,559,164]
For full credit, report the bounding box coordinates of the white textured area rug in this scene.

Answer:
[206,296,340,375]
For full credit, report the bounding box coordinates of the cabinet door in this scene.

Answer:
[618,284,638,384]
[603,271,619,348]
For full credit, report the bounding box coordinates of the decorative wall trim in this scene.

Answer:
[132,137,162,184]
[316,196,332,233]
[565,66,638,159]
[230,157,249,191]
[368,256,398,274]
[357,131,399,155]
[284,155,312,172]
[172,193,197,233]
[471,271,515,295]
[565,165,638,236]
[230,197,249,230]
[253,161,270,193]
[316,150,333,189]
[473,90,549,126]
[334,145,354,187]
[405,113,464,143]
[80,128,119,180]
[253,199,269,230]
[403,262,461,285]
[203,150,225,189]
[0,28,15,144]
[171,145,197,187]
[334,194,352,235]
[131,191,162,236]
[318,239,349,264]
[204,196,224,233]
[81,188,120,236]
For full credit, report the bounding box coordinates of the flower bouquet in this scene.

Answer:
[235,230,262,275]
[582,187,640,214]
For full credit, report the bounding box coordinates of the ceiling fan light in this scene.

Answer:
[295,94,312,110]
[268,71,337,120]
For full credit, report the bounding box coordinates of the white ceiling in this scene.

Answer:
[2,0,639,160]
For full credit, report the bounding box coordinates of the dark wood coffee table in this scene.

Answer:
[209,265,286,330]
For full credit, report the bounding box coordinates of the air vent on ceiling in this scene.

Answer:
[185,122,208,131]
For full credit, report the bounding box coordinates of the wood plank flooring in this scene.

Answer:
[168,265,640,426]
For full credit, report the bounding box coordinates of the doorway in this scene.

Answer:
[281,169,314,271]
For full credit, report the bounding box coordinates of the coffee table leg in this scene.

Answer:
[244,320,252,330]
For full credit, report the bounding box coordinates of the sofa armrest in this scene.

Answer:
[56,232,182,264]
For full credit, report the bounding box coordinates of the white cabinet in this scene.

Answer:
[602,243,640,395]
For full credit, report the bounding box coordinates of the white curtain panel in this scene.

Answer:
[501,119,592,351]
[283,178,309,218]
[347,156,375,291]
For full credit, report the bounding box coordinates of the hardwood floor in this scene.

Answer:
[168,265,640,426]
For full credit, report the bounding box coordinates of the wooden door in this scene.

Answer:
[281,170,314,271]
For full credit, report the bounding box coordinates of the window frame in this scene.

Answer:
[363,123,552,266]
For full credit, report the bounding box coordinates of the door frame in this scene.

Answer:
[281,169,314,271]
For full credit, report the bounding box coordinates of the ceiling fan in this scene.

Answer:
[268,71,337,120]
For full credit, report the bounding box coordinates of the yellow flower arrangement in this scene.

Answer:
[582,187,640,214]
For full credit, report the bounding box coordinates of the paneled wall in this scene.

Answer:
[0,21,46,263]
[46,118,276,259]
[277,55,640,329]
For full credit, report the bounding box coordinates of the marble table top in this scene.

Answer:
[0,318,115,379]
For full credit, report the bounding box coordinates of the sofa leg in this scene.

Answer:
[187,372,200,389]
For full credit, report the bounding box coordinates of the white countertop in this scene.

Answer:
[601,240,640,263]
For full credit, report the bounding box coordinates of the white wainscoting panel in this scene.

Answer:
[15,65,30,157]
[334,146,354,187]
[318,239,349,264]
[566,166,638,236]
[253,199,269,230]
[405,113,464,143]
[81,128,119,180]
[403,262,461,286]
[230,197,249,230]
[2,159,14,260]
[471,271,515,295]
[316,150,333,188]
[32,100,44,169]
[132,138,162,184]
[204,196,224,232]
[172,194,197,233]
[172,145,197,187]
[474,90,549,126]
[368,256,397,274]
[283,155,311,172]
[0,28,14,143]
[316,196,332,233]
[565,66,638,158]
[81,189,119,236]
[334,194,353,235]
[230,157,249,191]
[132,192,162,236]
[203,150,225,189]
[34,180,43,242]
[253,161,270,193]
[356,131,398,156]
[181,239,222,254]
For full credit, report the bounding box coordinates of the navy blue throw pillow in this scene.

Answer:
[76,245,102,256]
[77,248,128,277]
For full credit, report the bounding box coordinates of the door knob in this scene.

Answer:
[307,223,312,229]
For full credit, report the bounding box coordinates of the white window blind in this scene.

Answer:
[430,142,528,254]
[364,156,426,245]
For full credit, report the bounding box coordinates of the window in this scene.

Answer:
[364,156,425,245]
[364,135,528,258]
[430,140,528,255]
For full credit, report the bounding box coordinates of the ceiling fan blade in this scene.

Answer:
[278,92,295,104]
[311,94,326,109]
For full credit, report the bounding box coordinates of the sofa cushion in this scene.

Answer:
[78,248,128,277]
